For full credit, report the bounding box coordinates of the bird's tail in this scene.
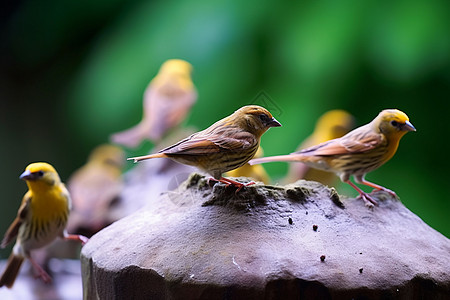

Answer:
[127,153,167,163]
[110,122,149,148]
[249,154,307,165]
[0,253,24,288]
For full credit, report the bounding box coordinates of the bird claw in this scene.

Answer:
[210,177,255,194]
[234,181,255,193]
[79,235,89,246]
[34,271,52,284]
[357,192,378,207]
[364,200,375,209]
[207,178,218,186]
[29,258,52,284]
[370,188,398,199]
[64,234,89,246]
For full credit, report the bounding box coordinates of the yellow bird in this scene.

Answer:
[111,59,197,147]
[285,110,355,186]
[67,144,125,236]
[250,109,416,206]
[225,146,270,184]
[0,163,88,288]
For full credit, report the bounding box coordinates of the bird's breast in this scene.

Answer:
[29,188,70,222]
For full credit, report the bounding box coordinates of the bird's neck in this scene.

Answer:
[27,181,56,195]
[28,183,69,221]
[383,131,407,162]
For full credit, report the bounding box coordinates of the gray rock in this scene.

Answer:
[81,173,450,299]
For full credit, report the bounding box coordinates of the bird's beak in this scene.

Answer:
[268,117,282,127]
[402,120,416,132]
[20,170,37,181]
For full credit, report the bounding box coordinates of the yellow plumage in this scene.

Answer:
[0,163,88,288]
[250,109,416,206]
[26,165,69,223]
[111,59,197,147]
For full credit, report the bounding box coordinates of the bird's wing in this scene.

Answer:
[165,88,197,125]
[161,127,255,155]
[145,82,197,141]
[298,127,382,156]
[1,193,31,248]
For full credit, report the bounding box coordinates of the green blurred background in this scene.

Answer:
[1,0,449,261]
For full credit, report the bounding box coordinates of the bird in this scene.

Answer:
[128,105,281,190]
[284,110,355,186]
[0,163,88,288]
[66,144,125,237]
[111,59,197,148]
[225,146,270,184]
[249,109,416,206]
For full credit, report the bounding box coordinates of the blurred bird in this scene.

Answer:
[250,109,416,206]
[285,110,355,186]
[129,105,281,190]
[66,144,125,237]
[0,163,88,288]
[111,59,197,147]
[225,146,270,184]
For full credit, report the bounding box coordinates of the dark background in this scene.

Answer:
[1,0,449,262]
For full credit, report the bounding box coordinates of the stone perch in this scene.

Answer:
[81,173,450,299]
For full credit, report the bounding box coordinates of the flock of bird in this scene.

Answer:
[0,59,415,288]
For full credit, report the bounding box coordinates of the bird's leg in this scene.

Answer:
[64,233,89,246]
[345,180,378,206]
[29,256,52,283]
[207,177,219,185]
[219,177,255,193]
[359,179,398,198]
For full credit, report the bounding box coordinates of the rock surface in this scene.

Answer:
[81,174,450,299]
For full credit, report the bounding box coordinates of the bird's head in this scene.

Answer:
[20,162,61,187]
[374,109,416,139]
[314,110,355,142]
[159,59,193,77]
[89,144,125,169]
[231,105,281,137]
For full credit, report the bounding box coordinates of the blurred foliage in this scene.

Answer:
[1,0,449,261]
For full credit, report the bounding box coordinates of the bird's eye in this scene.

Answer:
[391,120,398,127]
[259,114,269,123]
[36,171,44,177]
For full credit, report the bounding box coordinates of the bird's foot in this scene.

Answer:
[357,192,378,207]
[210,177,255,193]
[34,270,52,284]
[370,187,398,199]
[64,234,89,246]
[29,258,52,284]
[360,180,398,199]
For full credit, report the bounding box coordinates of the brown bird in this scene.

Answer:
[250,109,416,206]
[0,163,88,288]
[129,105,281,190]
[66,144,125,237]
[111,59,197,147]
[285,110,355,185]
